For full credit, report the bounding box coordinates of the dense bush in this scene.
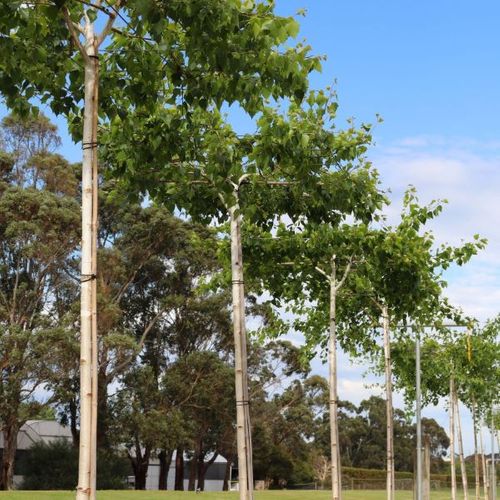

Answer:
[20,440,130,490]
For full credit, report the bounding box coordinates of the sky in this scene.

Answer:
[2,0,499,455]
[272,0,500,455]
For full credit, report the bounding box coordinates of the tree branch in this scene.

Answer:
[62,7,91,64]
[315,266,329,280]
[97,0,122,47]
[109,308,166,376]
[335,255,353,292]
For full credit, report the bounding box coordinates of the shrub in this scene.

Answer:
[20,440,129,490]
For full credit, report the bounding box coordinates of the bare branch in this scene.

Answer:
[62,7,91,63]
[335,255,353,292]
[75,0,110,14]
[315,266,329,280]
[370,296,384,313]
[238,173,252,186]
[97,0,122,47]
[109,308,166,376]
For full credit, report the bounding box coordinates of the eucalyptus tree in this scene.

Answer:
[1,1,320,496]
[0,115,80,489]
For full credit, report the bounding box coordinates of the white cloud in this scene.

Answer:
[373,135,500,321]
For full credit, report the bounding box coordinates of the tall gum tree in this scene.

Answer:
[0,115,80,489]
[0,2,321,497]
[101,90,381,499]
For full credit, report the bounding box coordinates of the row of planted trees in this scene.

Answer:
[391,321,500,500]
[245,189,499,500]
[0,1,499,500]
[2,111,496,498]
[0,112,334,491]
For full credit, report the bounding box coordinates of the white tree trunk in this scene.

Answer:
[64,15,101,498]
[63,8,120,499]
[76,39,98,500]
[480,426,489,500]
[455,393,469,500]
[89,40,99,500]
[329,262,341,500]
[382,306,394,500]
[450,378,457,500]
[229,205,253,500]
[472,403,480,500]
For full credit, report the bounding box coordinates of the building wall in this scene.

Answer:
[144,457,227,491]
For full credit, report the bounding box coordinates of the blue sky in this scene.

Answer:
[277,0,500,142]
[2,0,499,454]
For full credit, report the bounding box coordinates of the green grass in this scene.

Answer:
[0,490,475,500]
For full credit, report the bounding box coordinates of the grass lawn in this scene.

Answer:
[0,490,473,500]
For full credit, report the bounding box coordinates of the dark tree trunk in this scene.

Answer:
[0,423,19,490]
[69,398,79,447]
[158,449,173,490]
[223,456,232,491]
[128,444,151,490]
[174,447,184,491]
[197,451,206,491]
[188,452,198,491]
[198,451,219,492]
[96,368,109,448]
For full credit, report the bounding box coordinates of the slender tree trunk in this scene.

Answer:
[223,457,232,491]
[480,427,489,500]
[174,447,184,491]
[454,393,468,500]
[158,449,173,490]
[188,448,199,491]
[96,368,108,449]
[422,435,431,500]
[89,44,99,500]
[329,260,341,500]
[472,403,480,500]
[0,423,19,490]
[197,452,205,492]
[229,204,253,500]
[450,378,457,500]
[76,27,99,500]
[70,398,80,447]
[382,305,395,500]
